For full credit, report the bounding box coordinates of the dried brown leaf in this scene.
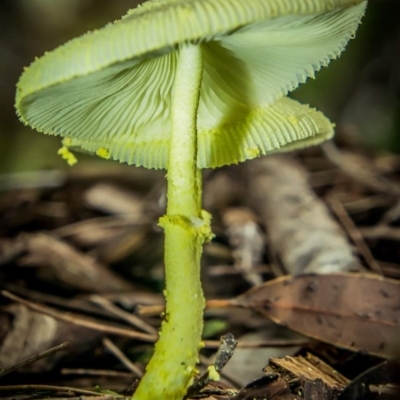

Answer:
[0,305,99,371]
[14,233,134,293]
[232,273,400,358]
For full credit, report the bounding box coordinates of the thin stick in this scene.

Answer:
[0,385,105,396]
[53,214,149,238]
[30,397,129,400]
[61,368,133,378]
[203,338,309,349]
[0,170,65,191]
[360,225,400,242]
[1,291,157,342]
[327,194,382,274]
[137,298,232,316]
[103,338,143,377]
[91,295,157,335]
[136,304,164,316]
[1,292,307,350]
[0,342,69,378]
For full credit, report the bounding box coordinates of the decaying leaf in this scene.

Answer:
[229,273,400,358]
[6,233,135,293]
[0,304,99,371]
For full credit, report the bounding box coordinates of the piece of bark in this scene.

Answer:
[245,155,360,274]
[264,353,350,400]
[232,375,299,400]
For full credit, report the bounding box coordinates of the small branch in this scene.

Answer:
[0,342,69,378]
[360,225,400,242]
[322,141,400,196]
[61,368,133,378]
[103,338,143,377]
[1,291,157,342]
[137,298,232,316]
[203,338,309,349]
[327,194,382,274]
[91,295,157,335]
[0,385,107,396]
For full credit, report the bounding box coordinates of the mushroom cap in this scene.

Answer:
[16,0,367,169]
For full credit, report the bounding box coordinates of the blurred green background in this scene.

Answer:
[1,0,400,173]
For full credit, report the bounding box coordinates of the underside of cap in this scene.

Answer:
[16,0,366,169]
[65,96,334,168]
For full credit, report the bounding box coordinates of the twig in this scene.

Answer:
[1,291,157,342]
[24,397,129,400]
[343,195,391,214]
[203,338,309,349]
[137,297,237,316]
[1,293,308,350]
[91,295,157,335]
[52,215,150,238]
[61,368,133,378]
[0,170,66,191]
[0,385,106,396]
[3,284,118,320]
[208,264,271,277]
[137,299,235,316]
[102,338,143,377]
[0,342,69,378]
[136,304,164,316]
[379,198,400,225]
[360,225,400,242]
[327,194,382,274]
[322,141,400,196]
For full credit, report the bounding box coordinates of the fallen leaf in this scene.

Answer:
[12,233,135,293]
[0,304,99,371]
[230,273,400,358]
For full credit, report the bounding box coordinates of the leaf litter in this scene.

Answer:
[1,146,400,399]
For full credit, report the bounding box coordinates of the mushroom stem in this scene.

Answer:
[132,44,212,400]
